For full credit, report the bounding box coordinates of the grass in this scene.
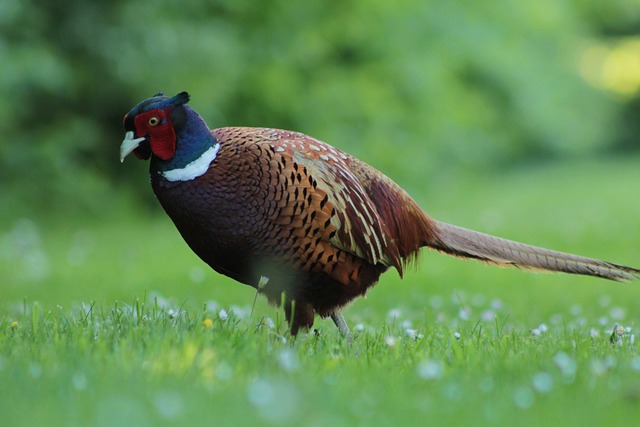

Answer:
[2,155,640,426]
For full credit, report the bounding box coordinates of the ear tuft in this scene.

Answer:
[171,91,190,106]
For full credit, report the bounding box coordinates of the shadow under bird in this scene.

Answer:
[120,91,640,336]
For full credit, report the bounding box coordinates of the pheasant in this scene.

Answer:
[120,91,640,336]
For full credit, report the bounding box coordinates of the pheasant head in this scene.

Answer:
[120,91,219,181]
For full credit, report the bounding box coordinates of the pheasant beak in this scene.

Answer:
[120,131,147,162]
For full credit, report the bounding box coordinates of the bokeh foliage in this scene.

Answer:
[1,0,639,216]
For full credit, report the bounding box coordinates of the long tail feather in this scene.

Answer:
[430,221,640,282]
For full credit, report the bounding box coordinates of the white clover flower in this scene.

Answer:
[530,323,548,335]
[384,336,398,347]
[262,317,275,329]
[609,307,625,320]
[387,308,402,320]
[531,372,553,393]
[405,329,424,340]
[230,305,249,320]
[481,310,496,321]
[417,359,444,380]
[610,323,626,344]
[218,309,229,321]
[513,386,534,409]
[277,349,299,372]
[553,352,577,377]
[458,307,471,320]
[205,300,220,312]
[257,275,269,289]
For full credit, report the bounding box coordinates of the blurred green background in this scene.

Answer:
[2,0,640,218]
[1,0,639,307]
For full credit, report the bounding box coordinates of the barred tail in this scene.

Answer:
[429,221,640,282]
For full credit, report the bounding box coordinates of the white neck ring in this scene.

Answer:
[161,144,220,181]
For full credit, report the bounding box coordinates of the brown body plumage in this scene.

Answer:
[151,127,639,334]
[121,93,639,336]
[151,127,434,333]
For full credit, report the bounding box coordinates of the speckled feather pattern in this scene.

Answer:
[151,127,437,332]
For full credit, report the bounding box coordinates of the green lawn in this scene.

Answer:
[2,156,640,426]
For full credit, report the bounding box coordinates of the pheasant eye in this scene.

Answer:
[148,116,160,126]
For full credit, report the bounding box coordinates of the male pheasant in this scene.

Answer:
[120,92,640,336]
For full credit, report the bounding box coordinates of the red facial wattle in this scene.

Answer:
[133,108,177,161]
